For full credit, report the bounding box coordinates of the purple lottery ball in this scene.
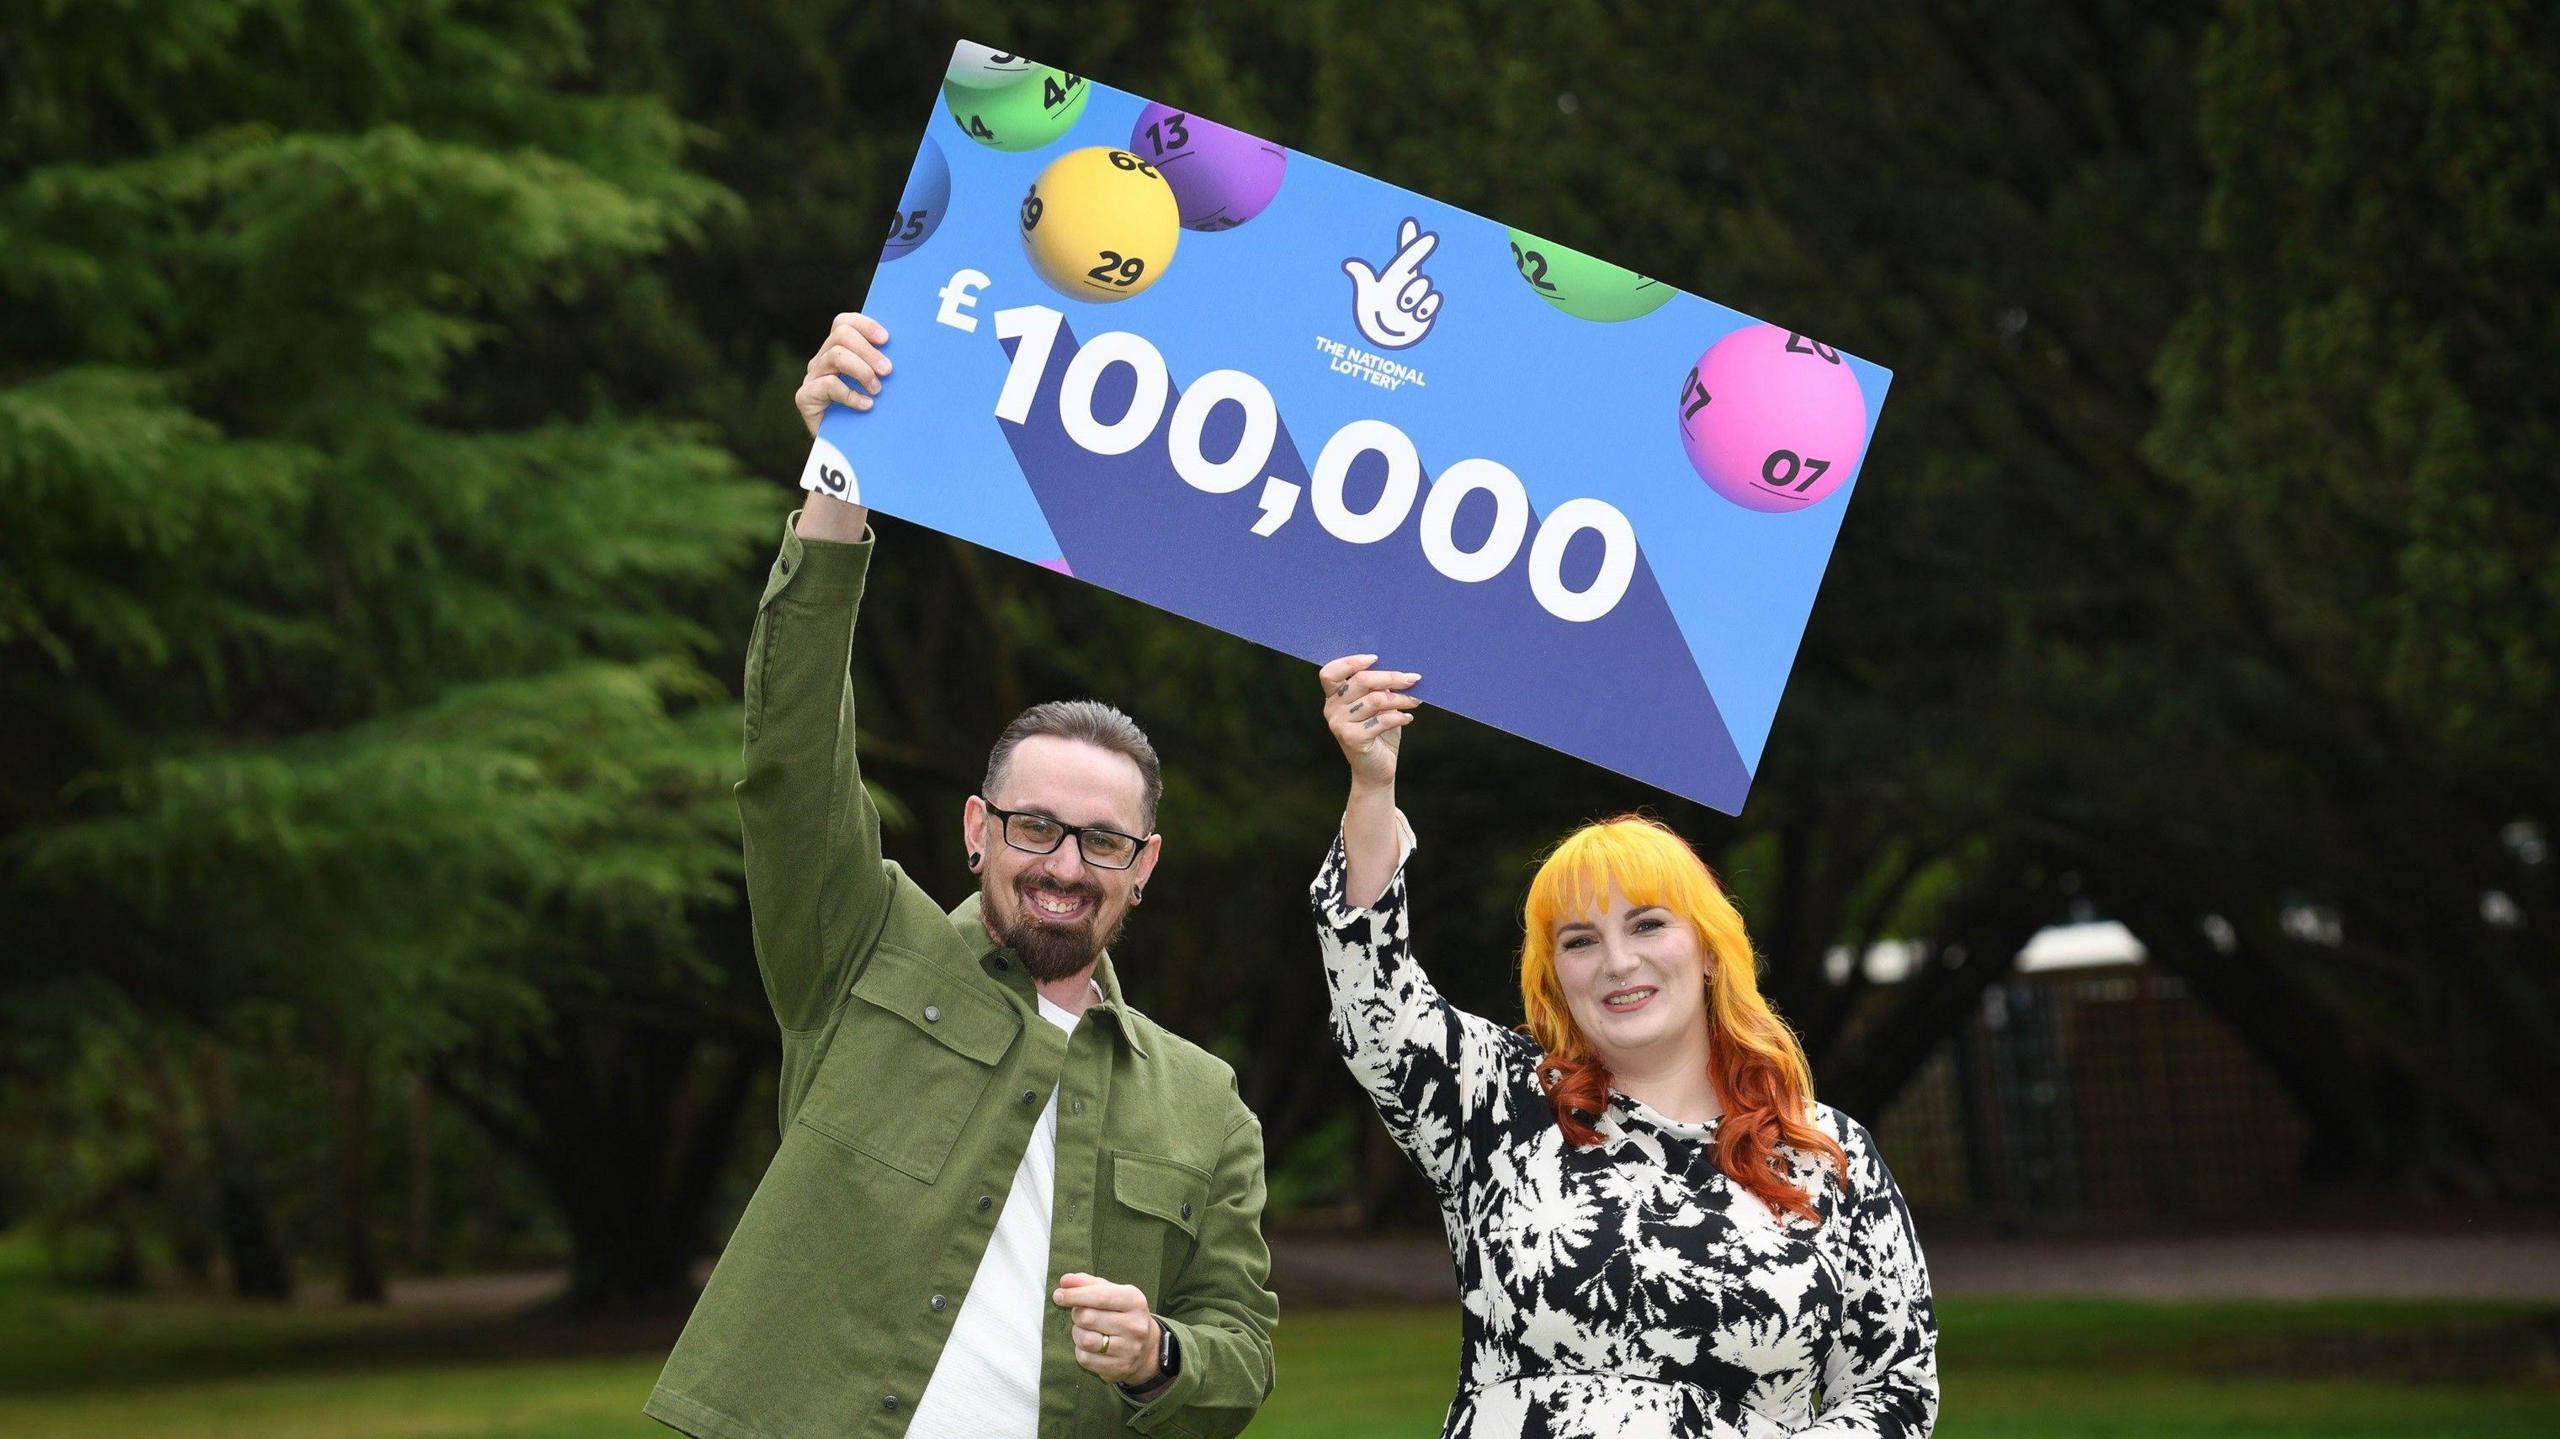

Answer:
[1128,103,1286,232]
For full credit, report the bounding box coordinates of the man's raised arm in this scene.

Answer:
[737,314,895,1043]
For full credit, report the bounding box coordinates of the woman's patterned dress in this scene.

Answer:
[1313,833,1938,1439]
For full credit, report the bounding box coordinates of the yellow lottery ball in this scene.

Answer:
[1018,147,1180,303]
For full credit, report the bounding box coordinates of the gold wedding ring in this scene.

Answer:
[1100,1334,1112,1356]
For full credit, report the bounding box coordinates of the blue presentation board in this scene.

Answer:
[804,43,1892,814]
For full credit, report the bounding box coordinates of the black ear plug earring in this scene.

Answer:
[1133,885,1145,904]
[968,851,982,872]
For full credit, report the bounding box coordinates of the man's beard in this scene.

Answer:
[990,878,1128,981]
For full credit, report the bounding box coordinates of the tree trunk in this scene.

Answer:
[559,1031,760,1311]
[2116,896,2392,1187]
[1354,1110,1413,1230]
[331,1042,386,1304]
[406,1070,442,1275]
[443,1018,762,1314]
[193,1036,294,1301]
[1820,868,2061,1122]
[136,1043,216,1285]
[101,1177,147,1291]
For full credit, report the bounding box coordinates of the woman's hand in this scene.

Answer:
[1320,655,1420,911]
[1319,654,1421,793]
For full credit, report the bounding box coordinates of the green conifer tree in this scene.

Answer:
[2,0,771,1299]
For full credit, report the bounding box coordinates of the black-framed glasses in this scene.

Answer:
[978,799,1148,870]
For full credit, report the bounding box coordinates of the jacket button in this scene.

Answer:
[978,1194,994,1212]
[1071,1098,1084,1115]
[1181,1202,1193,1220]
[1021,1089,1038,1106]
[882,1394,899,1412]
[923,1005,941,1023]
[930,1293,947,1312]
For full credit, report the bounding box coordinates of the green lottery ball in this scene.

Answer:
[945,42,1038,89]
[944,67,1089,153]
[1505,229,1672,322]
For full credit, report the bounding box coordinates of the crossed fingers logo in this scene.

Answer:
[1343,217,1444,351]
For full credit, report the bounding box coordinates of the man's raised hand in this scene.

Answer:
[794,312,891,438]
[792,314,889,539]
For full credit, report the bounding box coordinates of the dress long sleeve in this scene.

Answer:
[1802,1118,1940,1438]
[1310,825,1540,1218]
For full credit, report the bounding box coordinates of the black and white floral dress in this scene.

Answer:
[1313,833,1938,1439]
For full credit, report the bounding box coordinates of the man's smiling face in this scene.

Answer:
[966,735,1160,981]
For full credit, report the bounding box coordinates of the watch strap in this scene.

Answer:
[1118,1318,1179,1399]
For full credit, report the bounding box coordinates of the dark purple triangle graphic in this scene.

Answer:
[995,321,1750,812]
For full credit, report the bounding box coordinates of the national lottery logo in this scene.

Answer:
[1342,218,1443,351]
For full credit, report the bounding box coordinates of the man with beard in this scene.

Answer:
[647,314,1278,1439]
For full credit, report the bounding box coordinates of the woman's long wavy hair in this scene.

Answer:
[1519,815,1845,1224]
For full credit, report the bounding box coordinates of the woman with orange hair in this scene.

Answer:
[1310,656,1937,1439]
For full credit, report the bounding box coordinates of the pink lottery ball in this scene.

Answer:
[1128,103,1287,232]
[1677,324,1869,514]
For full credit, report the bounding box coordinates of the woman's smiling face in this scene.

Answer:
[1551,883,1711,1071]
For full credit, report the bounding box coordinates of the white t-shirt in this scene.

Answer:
[904,991,1081,1439]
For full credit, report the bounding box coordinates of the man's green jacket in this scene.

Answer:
[646,521,1278,1439]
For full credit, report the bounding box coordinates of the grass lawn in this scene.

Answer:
[1,1239,2553,1438]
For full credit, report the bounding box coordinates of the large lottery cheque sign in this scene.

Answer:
[807,41,1892,815]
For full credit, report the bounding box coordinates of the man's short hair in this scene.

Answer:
[984,700,1163,831]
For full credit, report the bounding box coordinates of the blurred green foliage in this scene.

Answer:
[1,0,2551,1307]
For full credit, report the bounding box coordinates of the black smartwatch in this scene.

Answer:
[1119,1320,1180,1399]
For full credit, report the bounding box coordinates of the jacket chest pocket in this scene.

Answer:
[797,948,1018,1185]
[1105,1150,1212,1298]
